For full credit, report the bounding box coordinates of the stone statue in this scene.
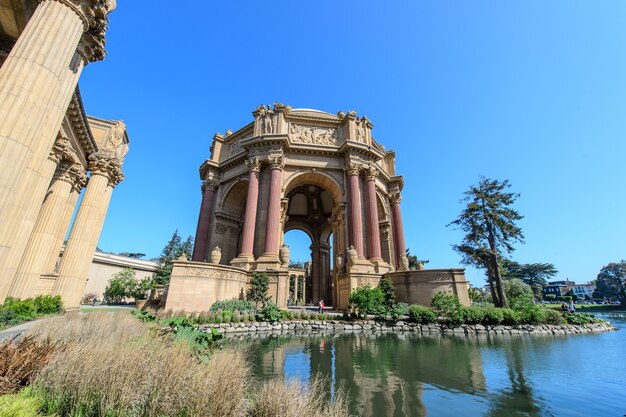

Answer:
[258,104,274,134]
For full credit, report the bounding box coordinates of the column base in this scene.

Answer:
[369,258,393,274]
[230,254,255,270]
[255,254,283,271]
[348,258,377,274]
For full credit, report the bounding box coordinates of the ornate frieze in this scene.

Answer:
[289,123,338,146]
[184,267,248,282]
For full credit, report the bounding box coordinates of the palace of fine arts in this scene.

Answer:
[0,1,625,417]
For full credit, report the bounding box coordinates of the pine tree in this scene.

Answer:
[448,177,524,307]
[246,272,270,307]
[378,276,396,309]
[154,230,182,285]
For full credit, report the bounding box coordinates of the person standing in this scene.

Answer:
[319,299,324,314]
[569,301,576,313]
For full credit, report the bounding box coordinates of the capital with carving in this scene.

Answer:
[344,162,361,176]
[48,134,74,164]
[58,0,117,64]
[88,152,123,186]
[269,156,285,170]
[202,179,219,193]
[389,192,402,205]
[364,166,379,181]
[246,158,261,173]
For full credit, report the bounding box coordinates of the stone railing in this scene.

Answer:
[386,269,471,306]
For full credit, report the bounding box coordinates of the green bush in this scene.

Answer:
[461,307,486,324]
[221,311,233,323]
[408,305,437,324]
[348,285,385,318]
[2,297,36,320]
[32,295,63,315]
[481,307,504,325]
[378,276,396,309]
[501,308,520,325]
[431,293,463,324]
[565,312,600,325]
[519,305,545,325]
[542,309,563,325]
[0,388,51,417]
[279,310,293,320]
[246,272,270,307]
[209,298,256,313]
[257,302,281,322]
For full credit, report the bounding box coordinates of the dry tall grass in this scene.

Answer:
[25,311,350,417]
[0,336,56,395]
[30,311,248,417]
[250,377,350,417]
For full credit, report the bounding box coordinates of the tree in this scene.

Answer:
[468,287,485,304]
[246,272,270,307]
[288,261,304,269]
[118,252,146,259]
[448,177,524,307]
[595,261,626,305]
[501,259,557,300]
[153,230,193,285]
[378,276,396,309]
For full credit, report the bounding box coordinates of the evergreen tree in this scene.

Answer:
[246,272,270,307]
[448,177,524,307]
[595,261,626,305]
[378,276,396,309]
[178,235,194,260]
[154,230,182,285]
[501,259,557,300]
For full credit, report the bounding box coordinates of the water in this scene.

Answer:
[233,312,626,417]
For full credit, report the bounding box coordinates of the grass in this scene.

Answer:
[0,336,56,395]
[8,310,350,417]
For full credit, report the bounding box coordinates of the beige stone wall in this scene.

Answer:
[387,269,470,307]
[164,261,250,313]
[82,253,157,301]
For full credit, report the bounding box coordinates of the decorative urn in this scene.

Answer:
[347,245,358,267]
[210,246,222,264]
[279,244,290,265]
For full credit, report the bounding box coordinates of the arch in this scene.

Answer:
[283,170,343,204]
[284,221,315,242]
[219,179,249,215]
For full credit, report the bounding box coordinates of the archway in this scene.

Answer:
[284,182,338,305]
[284,229,311,304]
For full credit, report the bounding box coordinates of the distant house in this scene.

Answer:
[543,280,574,297]
[570,283,596,300]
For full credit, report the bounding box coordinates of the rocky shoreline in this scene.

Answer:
[201,319,615,336]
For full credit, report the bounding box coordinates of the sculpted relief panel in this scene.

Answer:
[289,123,338,146]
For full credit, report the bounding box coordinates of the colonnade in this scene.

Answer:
[0,0,119,308]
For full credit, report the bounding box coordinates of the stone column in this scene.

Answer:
[9,162,86,299]
[364,167,382,260]
[239,159,261,257]
[52,154,122,309]
[44,177,84,273]
[263,157,284,256]
[191,180,218,262]
[390,193,406,268]
[0,0,114,300]
[346,163,364,257]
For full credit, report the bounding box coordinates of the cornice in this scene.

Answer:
[67,87,97,156]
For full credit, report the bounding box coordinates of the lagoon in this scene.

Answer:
[236,312,625,416]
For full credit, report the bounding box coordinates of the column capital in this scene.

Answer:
[364,166,379,181]
[48,134,73,164]
[202,179,219,193]
[268,156,285,170]
[52,0,116,63]
[246,158,261,172]
[389,192,402,205]
[344,162,362,176]
[88,153,123,186]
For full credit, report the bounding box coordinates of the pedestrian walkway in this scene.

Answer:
[0,321,34,342]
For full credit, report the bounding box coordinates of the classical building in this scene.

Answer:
[164,104,469,311]
[0,0,125,309]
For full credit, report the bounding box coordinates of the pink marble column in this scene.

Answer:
[239,160,261,256]
[346,164,364,257]
[364,169,382,260]
[192,180,217,262]
[390,194,406,267]
[263,158,283,256]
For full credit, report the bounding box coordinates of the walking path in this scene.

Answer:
[0,320,34,342]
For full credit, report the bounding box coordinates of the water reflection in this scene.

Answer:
[236,315,625,417]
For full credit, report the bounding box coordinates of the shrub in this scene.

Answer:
[210,298,256,313]
[481,307,504,325]
[461,307,486,324]
[221,311,233,323]
[32,295,62,315]
[504,279,535,310]
[279,310,293,320]
[408,305,437,324]
[431,292,463,324]
[2,297,36,321]
[519,305,545,325]
[246,272,270,307]
[0,336,57,395]
[565,312,600,325]
[501,308,520,325]
[0,388,50,417]
[257,302,281,322]
[542,309,563,325]
[348,285,385,318]
[378,276,396,309]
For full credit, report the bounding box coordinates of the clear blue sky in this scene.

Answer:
[79,1,626,287]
